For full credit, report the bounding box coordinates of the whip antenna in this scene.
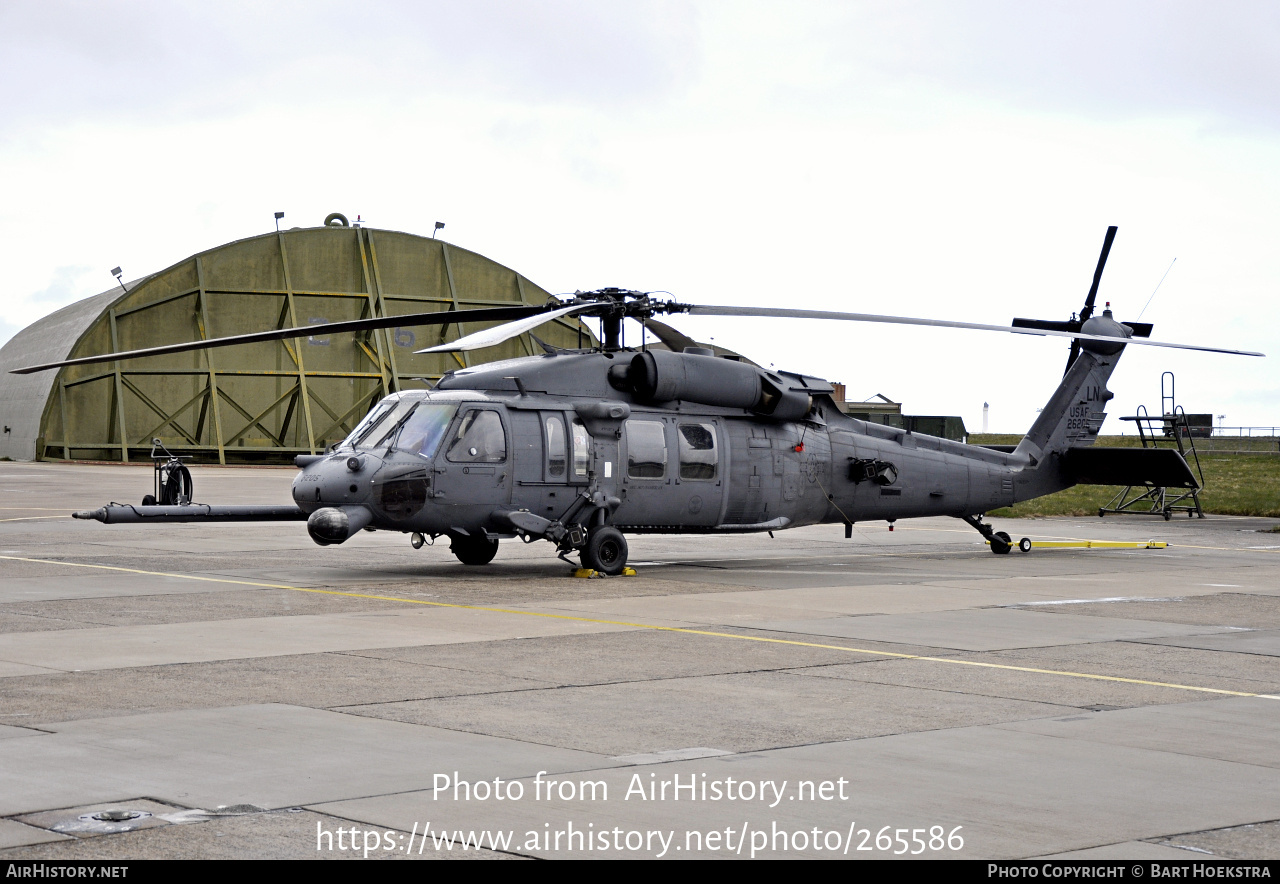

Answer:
[1137,258,1176,321]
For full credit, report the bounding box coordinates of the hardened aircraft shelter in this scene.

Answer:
[0,220,590,463]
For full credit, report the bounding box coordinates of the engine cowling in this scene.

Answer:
[618,350,812,421]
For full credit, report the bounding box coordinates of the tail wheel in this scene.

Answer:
[450,534,499,566]
[991,531,1012,555]
[583,526,628,576]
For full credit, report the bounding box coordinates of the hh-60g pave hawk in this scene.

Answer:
[14,227,1263,575]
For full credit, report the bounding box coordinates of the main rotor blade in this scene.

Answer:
[681,305,1264,357]
[640,317,700,352]
[1080,225,1117,322]
[415,303,591,353]
[9,304,552,375]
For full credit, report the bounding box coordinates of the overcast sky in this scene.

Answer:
[2,1,1278,432]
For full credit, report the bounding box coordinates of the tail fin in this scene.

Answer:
[1013,347,1121,466]
[1014,305,1136,466]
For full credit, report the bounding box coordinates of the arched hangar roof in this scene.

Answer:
[0,223,588,463]
[0,285,136,461]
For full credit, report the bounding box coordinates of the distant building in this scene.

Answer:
[830,384,969,442]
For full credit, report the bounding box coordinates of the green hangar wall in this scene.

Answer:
[0,223,592,463]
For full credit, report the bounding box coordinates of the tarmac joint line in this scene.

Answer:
[0,553,1274,700]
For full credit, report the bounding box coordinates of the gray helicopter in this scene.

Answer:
[21,228,1262,575]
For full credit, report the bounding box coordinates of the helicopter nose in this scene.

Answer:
[292,453,382,511]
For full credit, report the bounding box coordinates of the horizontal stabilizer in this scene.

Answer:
[1061,447,1198,489]
[1012,318,1153,338]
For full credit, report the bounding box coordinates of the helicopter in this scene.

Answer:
[14,227,1262,575]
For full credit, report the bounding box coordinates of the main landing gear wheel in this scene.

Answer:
[450,534,499,566]
[990,531,1012,555]
[582,526,628,576]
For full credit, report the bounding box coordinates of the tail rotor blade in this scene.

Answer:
[1080,225,1117,321]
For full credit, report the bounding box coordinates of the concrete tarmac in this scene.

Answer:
[1,461,1278,860]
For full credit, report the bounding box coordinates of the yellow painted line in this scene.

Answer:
[0,553,1272,700]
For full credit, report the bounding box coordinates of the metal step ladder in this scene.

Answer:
[1099,373,1206,520]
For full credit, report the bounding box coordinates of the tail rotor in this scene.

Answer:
[1012,226,1154,374]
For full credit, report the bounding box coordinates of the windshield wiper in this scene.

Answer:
[348,405,392,449]
[382,403,421,455]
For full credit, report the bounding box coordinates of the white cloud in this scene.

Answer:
[1,2,1277,431]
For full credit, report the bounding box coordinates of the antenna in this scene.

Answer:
[110,267,127,293]
[432,221,445,239]
[274,211,284,232]
[1137,258,1176,321]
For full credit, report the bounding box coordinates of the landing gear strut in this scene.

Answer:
[961,514,1012,555]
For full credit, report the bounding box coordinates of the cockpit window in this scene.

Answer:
[344,399,413,450]
[343,400,394,449]
[396,404,458,457]
[446,409,507,463]
[342,400,458,455]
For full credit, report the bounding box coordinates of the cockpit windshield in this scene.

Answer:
[341,400,458,457]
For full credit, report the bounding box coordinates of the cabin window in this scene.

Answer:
[678,422,718,480]
[626,419,667,479]
[446,410,507,463]
[545,415,567,478]
[571,418,591,478]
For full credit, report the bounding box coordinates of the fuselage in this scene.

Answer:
[292,350,1055,544]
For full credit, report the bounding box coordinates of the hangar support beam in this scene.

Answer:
[0,223,597,464]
